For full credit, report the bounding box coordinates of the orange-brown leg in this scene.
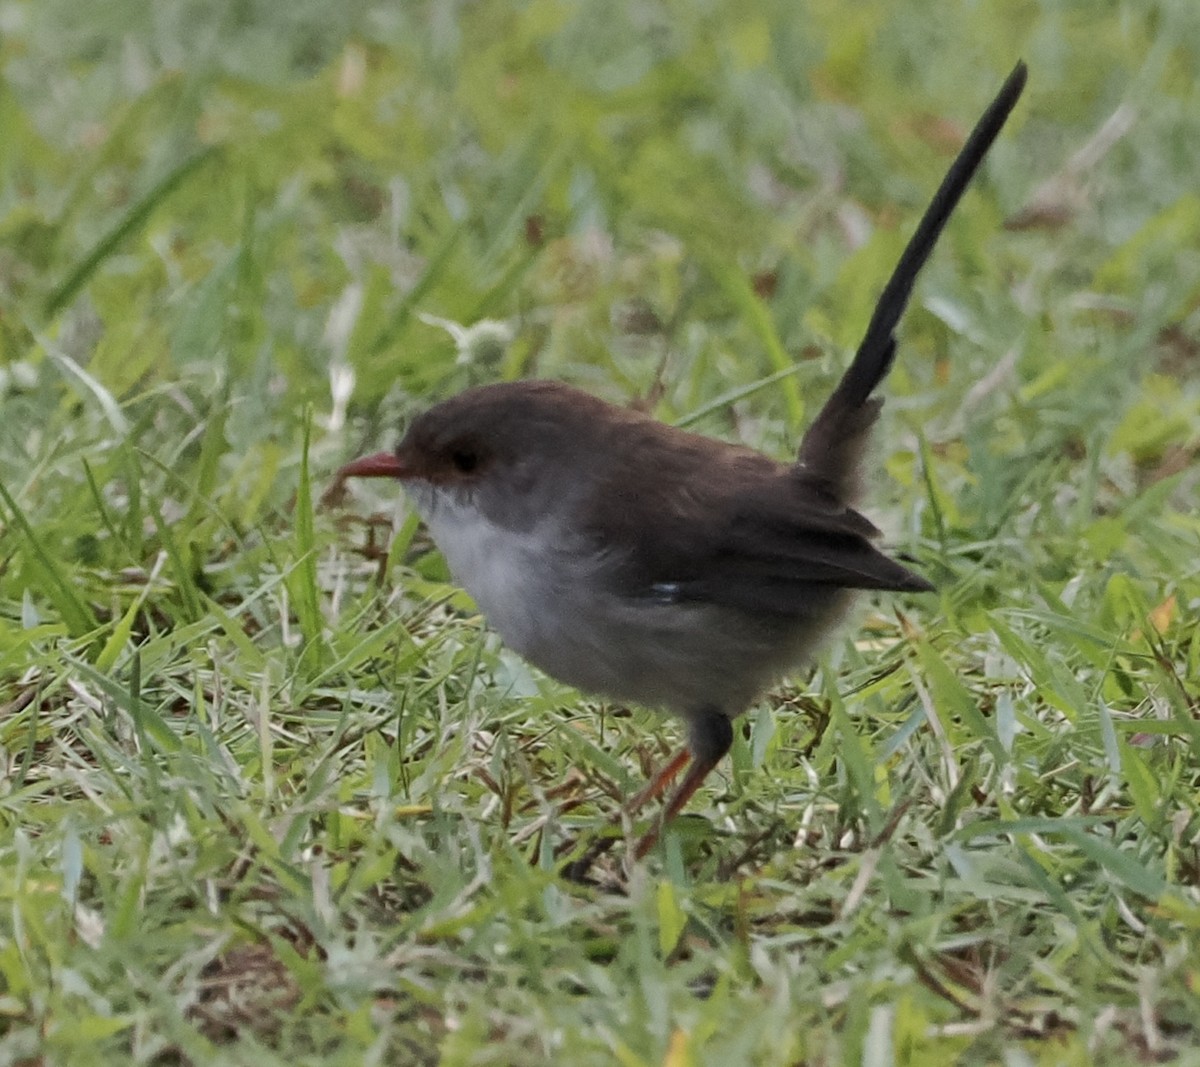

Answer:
[562,709,734,879]
[632,749,724,859]
[625,747,691,813]
[558,747,690,878]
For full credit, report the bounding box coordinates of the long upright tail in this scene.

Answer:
[797,60,1027,501]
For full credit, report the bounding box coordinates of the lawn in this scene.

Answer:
[1,1,1199,1064]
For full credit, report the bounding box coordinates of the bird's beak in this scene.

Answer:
[334,450,410,481]
[322,449,412,508]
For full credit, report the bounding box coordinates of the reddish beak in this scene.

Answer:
[322,450,410,508]
[334,450,410,481]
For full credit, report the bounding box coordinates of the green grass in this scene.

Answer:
[2,1,1200,1063]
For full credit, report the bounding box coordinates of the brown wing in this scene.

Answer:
[677,480,933,615]
[581,436,932,619]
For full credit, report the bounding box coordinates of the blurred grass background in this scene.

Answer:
[1,1,1199,1064]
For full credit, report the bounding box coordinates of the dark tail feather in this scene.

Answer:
[797,60,1027,501]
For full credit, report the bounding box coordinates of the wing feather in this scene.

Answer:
[583,446,932,619]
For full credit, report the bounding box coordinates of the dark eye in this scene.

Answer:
[450,449,478,473]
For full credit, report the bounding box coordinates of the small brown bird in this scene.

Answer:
[334,62,1027,866]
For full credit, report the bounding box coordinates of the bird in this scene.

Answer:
[331,61,1027,869]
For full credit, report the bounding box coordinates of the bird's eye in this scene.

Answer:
[450,449,478,473]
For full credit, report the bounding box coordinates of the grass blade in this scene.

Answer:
[0,477,98,637]
[44,147,216,317]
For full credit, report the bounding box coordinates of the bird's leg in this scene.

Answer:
[561,709,734,880]
[625,747,691,812]
[556,747,690,879]
[633,709,733,860]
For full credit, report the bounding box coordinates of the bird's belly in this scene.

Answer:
[420,500,850,716]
